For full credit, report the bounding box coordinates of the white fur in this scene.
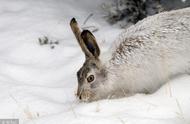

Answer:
[100,7,190,97]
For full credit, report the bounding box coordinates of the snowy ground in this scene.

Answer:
[0,0,190,124]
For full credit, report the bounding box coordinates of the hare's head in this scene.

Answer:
[70,18,108,102]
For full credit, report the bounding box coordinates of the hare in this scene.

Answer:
[70,7,190,102]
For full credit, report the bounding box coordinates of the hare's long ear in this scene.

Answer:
[81,30,100,58]
[70,18,92,58]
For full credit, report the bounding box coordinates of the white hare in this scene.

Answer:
[70,7,190,102]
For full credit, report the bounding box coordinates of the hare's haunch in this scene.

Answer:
[70,7,190,102]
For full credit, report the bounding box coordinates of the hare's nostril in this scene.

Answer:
[79,95,82,100]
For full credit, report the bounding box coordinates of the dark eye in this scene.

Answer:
[87,75,94,83]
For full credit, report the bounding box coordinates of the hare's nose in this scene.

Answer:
[77,90,81,99]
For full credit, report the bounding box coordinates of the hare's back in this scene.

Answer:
[120,7,190,44]
[111,7,190,65]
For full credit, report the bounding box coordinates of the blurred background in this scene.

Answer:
[103,0,190,28]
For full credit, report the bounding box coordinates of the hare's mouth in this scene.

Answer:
[78,90,96,102]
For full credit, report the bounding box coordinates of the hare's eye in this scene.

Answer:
[87,75,94,83]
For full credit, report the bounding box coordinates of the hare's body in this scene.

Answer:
[106,7,190,95]
[70,7,190,102]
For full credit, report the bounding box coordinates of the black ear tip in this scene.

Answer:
[70,18,77,24]
[81,30,93,38]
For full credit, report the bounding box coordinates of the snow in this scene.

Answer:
[0,0,189,124]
